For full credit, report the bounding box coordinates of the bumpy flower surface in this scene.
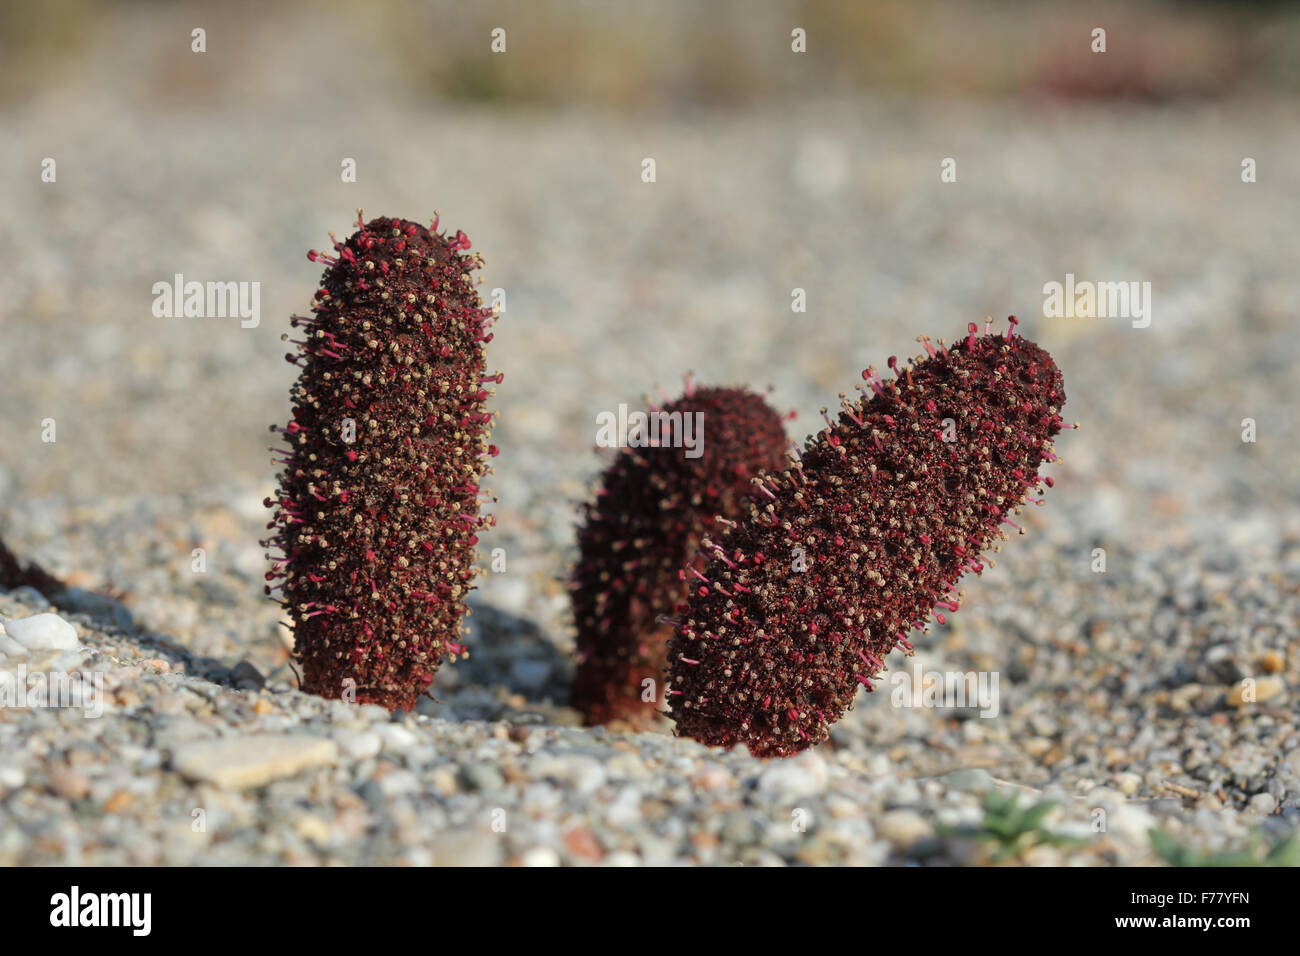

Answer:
[571,385,788,728]
[667,321,1067,757]
[265,213,499,711]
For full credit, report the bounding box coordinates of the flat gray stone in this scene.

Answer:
[172,735,338,790]
[58,587,135,632]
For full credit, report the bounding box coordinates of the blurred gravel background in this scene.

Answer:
[1,0,1297,866]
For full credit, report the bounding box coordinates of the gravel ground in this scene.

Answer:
[1,85,1297,865]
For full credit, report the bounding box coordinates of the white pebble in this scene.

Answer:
[604,786,644,827]
[532,754,606,794]
[2,613,80,651]
[0,632,27,658]
[0,765,25,789]
[374,723,420,753]
[602,851,642,867]
[1114,772,1143,796]
[334,730,382,760]
[377,770,420,797]
[1246,793,1276,815]
[758,751,828,797]
[519,846,561,867]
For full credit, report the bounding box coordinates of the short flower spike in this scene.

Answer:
[571,383,788,728]
[667,319,1069,756]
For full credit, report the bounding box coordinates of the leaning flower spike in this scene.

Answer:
[570,382,789,728]
[264,212,500,711]
[666,318,1070,757]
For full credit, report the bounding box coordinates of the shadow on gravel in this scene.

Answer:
[458,602,572,704]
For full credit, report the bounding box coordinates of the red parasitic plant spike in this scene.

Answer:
[666,319,1070,757]
[264,211,501,711]
[570,382,790,729]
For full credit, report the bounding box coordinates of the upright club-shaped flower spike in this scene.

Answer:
[571,383,789,728]
[264,212,501,711]
[667,319,1070,757]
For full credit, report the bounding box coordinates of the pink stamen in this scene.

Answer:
[711,548,737,569]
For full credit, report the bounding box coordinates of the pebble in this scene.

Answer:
[431,832,502,867]
[875,809,934,848]
[172,735,339,790]
[1258,650,1285,675]
[1115,772,1143,796]
[2,613,79,651]
[429,766,458,796]
[758,752,828,797]
[939,768,994,793]
[374,723,420,753]
[58,588,135,632]
[0,766,25,789]
[4,587,50,610]
[229,661,265,690]
[294,815,332,845]
[1282,750,1300,779]
[691,766,733,791]
[604,786,643,826]
[47,766,91,800]
[535,754,606,794]
[519,845,561,867]
[460,763,506,792]
[103,790,135,813]
[563,825,604,862]
[1227,677,1284,707]
[1246,793,1276,815]
[377,769,420,797]
[334,730,382,760]
[1102,801,1157,845]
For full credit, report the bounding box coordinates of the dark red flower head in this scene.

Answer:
[571,383,789,728]
[667,320,1068,756]
[264,212,499,711]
